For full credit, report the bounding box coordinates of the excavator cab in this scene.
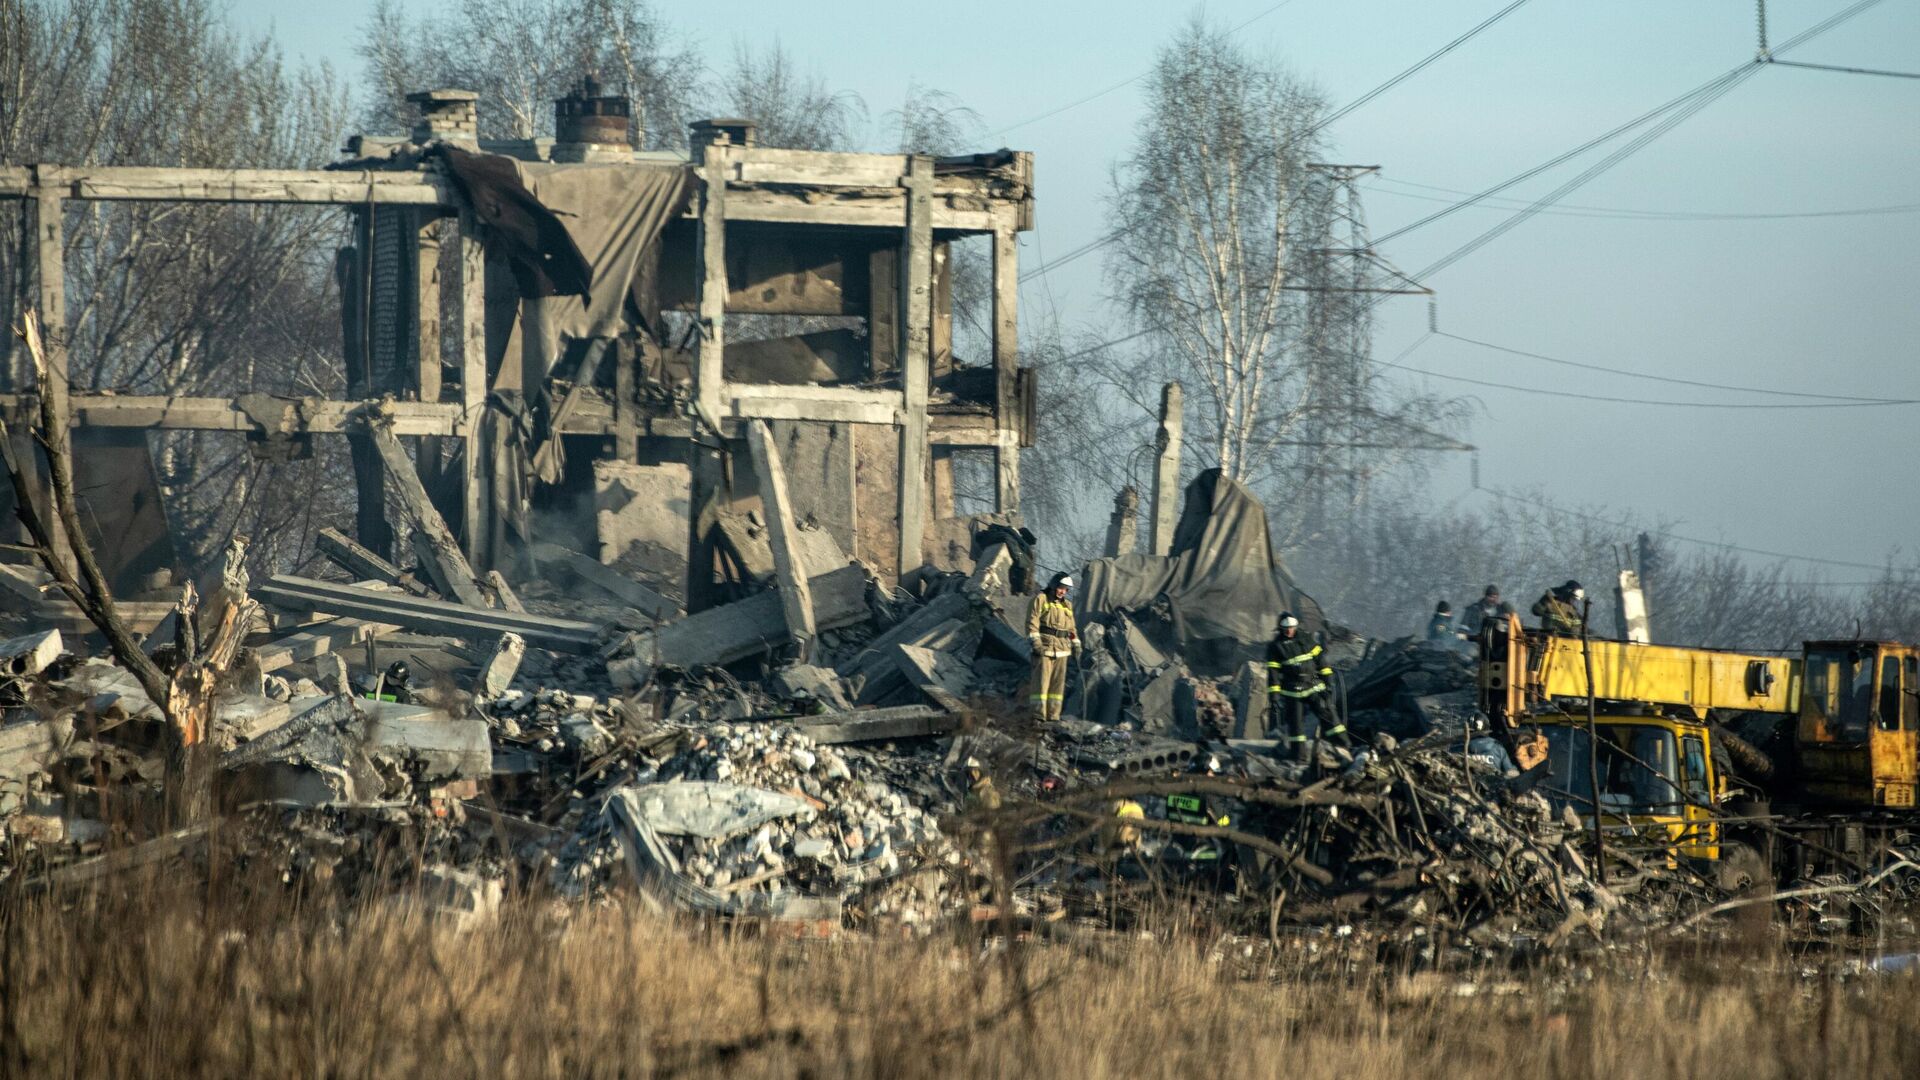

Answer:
[1796,641,1920,808]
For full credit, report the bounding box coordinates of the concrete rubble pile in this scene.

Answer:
[0,482,1890,954]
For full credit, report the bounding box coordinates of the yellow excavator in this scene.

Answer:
[1476,614,1920,884]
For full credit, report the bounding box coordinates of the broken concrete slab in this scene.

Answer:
[837,592,971,680]
[608,565,871,691]
[0,719,63,781]
[1136,667,1181,735]
[712,512,849,583]
[212,693,292,742]
[0,629,62,676]
[858,643,972,708]
[1231,660,1269,740]
[56,658,162,723]
[626,781,814,839]
[793,704,959,745]
[770,664,853,711]
[1114,612,1169,673]
[594,460,691,571]
[254,615,398,674]
[530,542,679,621]
[364,703,492,782]
[475,632,526,700]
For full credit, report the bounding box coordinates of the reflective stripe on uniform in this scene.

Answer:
[1325,724,1347,735]
[1269,683,1327,698]
[1280,646,1322,667]
[1286,735,1309,743]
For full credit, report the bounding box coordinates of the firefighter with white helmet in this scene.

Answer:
[1025,571,1080,723]
[1267,611,1345,764]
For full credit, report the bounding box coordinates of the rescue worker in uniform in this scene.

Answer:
[1531,580,1585,636]
[1026,572,1081,723]
[1426,601,1455,642]
[1267,612,1345,764]
[1165,754,1236,887]
[1462,585,1503,638]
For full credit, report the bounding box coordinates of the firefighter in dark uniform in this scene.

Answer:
[1165,754,1237,888]
[1267,612,1345,764]
[1531,580,1585,636]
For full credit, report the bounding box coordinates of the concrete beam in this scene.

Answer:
[256,576,603,653]
[743,419,815,660]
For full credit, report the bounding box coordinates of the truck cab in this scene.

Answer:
[1534,714,1722,859]
[1795,641,1920,808]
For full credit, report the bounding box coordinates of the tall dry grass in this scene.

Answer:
[2,864,1918,1079]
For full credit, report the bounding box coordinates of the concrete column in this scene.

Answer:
[1149,383,1183,556]
[1104,486,1139,557]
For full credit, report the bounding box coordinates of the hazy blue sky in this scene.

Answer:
[233,0,1920,575]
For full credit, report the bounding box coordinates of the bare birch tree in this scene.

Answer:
[718,40,864,152]
[357,0,700,148]
[1101,18,1327,486]
[0,0,350,578]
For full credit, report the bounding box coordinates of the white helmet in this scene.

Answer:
[1050,573,1074,590]
[1278,612,1300,630]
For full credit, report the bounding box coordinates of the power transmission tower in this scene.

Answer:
[1290,165,1433,567]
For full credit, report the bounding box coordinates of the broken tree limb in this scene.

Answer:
[743,419,814,660]
[255,575,603,653]
[366,420,488,607]
[2,312,171,715]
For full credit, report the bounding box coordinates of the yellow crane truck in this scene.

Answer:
[1476,614,1920,887]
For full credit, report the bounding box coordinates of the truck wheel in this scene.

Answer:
[1716,841,1771,896]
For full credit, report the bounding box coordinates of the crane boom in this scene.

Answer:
[1479,615,1800,737]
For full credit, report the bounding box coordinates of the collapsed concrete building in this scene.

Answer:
[0,82,1036,623]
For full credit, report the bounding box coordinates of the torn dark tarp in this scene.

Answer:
[1079,469,1324,670]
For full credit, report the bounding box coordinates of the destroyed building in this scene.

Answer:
[1,82,1905,959]
[1,81,1036,622]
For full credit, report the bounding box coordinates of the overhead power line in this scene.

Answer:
[1379,333,1920,408]
[1017,0,1539,283]
[1433,330,1908,402]
[1365,177,1920,221]
[1480,488,1892,571]
[1764,57,1920,79]
[986,0,1308,138]
[1374,0,1897,250]
[1318,0,1538,128]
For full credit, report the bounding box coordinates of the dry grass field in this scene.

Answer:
[3,866,1919,1079]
